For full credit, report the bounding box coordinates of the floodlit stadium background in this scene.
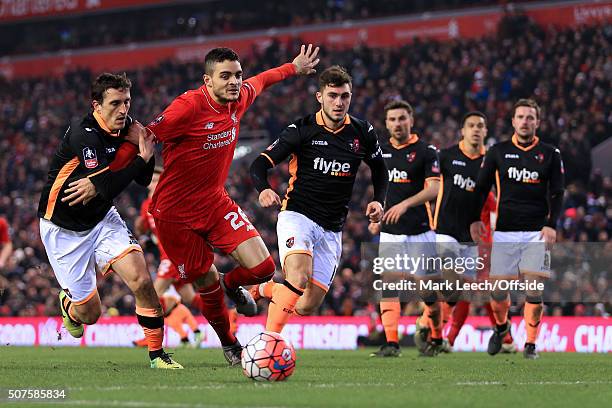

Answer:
[0,0,610,352]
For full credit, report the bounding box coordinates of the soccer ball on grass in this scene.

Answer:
[241,331,296,381]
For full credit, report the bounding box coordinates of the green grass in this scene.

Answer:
[1,347,610,407]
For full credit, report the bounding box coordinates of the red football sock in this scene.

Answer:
[223,256,275,289]
[447,301,470,346]
[198,280,236,346]
[189,294,204,312]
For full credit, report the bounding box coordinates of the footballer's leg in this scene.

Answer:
[112,251,182,369]
[153,258,177,296]
[155,216,241,366]
[487,233,521,355]
[224,235,275,316]
[294,227,340,317]
[419,288,443,356]
[294,280,327,316]
[370,296,402,357]
[265,253,309,333]
[521,273,546,360]
[59,288,102,338]
[176,284,204,346]
[40,217,102,338]
[191,265,243,366]
[208,199,275,316]
[371,233,406,357]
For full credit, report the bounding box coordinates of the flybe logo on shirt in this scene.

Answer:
[508,167,540,183]
[313,157,352,177]
[388,168,411,183]
[453,174,475,191]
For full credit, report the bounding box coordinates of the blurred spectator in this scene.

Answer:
[0,0,516,57]
[0,22,610,317]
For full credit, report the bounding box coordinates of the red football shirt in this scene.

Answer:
[480,191,496,244]
[0,217,9,244]
[147,63,296,222]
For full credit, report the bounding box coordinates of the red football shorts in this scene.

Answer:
[155,258,186,290]
[154,195,260,283]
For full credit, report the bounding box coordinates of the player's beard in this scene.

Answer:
[321,102,346,124]
[516,127,536,141]
[213,84,240,104]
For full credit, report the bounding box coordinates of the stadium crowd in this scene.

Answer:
[0,0,513,56]
[0,20,609,319]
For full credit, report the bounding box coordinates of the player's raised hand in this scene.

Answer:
[382,201,408,224]
[292,44,320,75]
[470,221,486,244]
[366,201,384,223]
[539,226,557,250]
[259,188,281,208]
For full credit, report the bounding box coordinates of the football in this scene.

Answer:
[241,331,296,382]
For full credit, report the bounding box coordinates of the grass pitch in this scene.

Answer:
[1,347,610,408]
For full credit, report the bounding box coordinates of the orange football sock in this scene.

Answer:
[490,297,510,326]
[380,300,400,343]
[261,280,275,299]
[265,281,304,333]
[425,303,442,339]
[524,302,543,343]
[136,306,164,352]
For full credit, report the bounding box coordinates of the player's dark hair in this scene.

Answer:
[384,100,413,118]
[204,47,240,75]
[318,65,352,90]
[91,73,131,104]
[512,98,540,119]
[461,111,487,127]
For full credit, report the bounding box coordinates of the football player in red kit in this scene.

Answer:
[114,45,320,365]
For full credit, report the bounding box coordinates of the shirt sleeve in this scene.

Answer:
[362,121,384,164]
[241,63,296,110]
[361,122,388,204]
[549,148,565,196]
[424,145,441,181]
[472,146,498,222]
[146,96,195,142]
[260,123,302,166]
